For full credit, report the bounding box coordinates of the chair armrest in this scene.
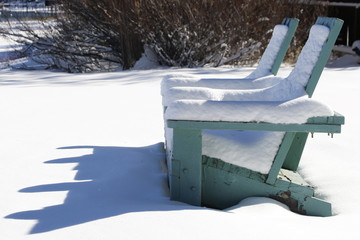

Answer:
[167,118,343,134]
[165,97,336,125]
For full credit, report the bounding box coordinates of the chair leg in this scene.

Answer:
[273,191,332,217]
[301,195,332,217]
[170,128,202,206]
[282,132,309,171]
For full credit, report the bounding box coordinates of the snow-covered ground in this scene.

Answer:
[1,35,360,239]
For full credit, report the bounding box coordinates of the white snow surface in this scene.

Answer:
[1,38,360,239]
[202,130,285,174]
[133,45,160,70]
[162,25,330,106]
[160,24,289,95]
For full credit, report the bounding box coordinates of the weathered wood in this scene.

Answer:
[201,159,330,216]
[301,196,332,217]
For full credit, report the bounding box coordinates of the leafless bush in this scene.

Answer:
[0,0,327,72]
[136,0,327,67]
[1,0,143,72]
[11,19,125,72]
[58,0,143,70]
[137,0,267,67]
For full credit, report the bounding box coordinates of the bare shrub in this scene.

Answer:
[1,0,144,72]
[136,0,328,67]
[137,0,265,67]
[58,0,143,70]
[0,0,327,72]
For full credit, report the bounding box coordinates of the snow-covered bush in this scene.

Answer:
[137,0,327,67]
[137,0,275,67]
[0,0,143,72]
[57,0,143,70]
[0,0,327,72]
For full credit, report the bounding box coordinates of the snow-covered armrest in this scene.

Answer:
[161,74,280,96]
[160,24,292,96]
[162,75,284,105]
[165,97,334,124]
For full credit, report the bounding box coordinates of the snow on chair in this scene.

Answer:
[161,18,299,106]
[163,18,341,105]
[164,17,344,217]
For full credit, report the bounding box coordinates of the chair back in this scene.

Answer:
[248,18,299,79]
[288,17,343,97]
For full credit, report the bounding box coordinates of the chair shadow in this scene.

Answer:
[5,143,189,234]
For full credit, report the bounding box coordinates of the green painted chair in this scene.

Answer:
[162,18,299,165]
[165,17,344,217]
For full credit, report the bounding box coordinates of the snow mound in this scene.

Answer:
[226,197,291,214]
[133,46,160,70]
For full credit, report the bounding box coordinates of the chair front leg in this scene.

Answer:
[170,127,203,206]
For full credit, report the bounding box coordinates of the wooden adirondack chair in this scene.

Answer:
[161,18,299,100]
[164,17,344,217]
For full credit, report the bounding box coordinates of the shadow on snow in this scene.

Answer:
[0,67,249,86]
[5,143,192,234]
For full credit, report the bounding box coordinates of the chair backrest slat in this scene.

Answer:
[306,17,344,97]
[248,18,299,79]
[270,18,299,75]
